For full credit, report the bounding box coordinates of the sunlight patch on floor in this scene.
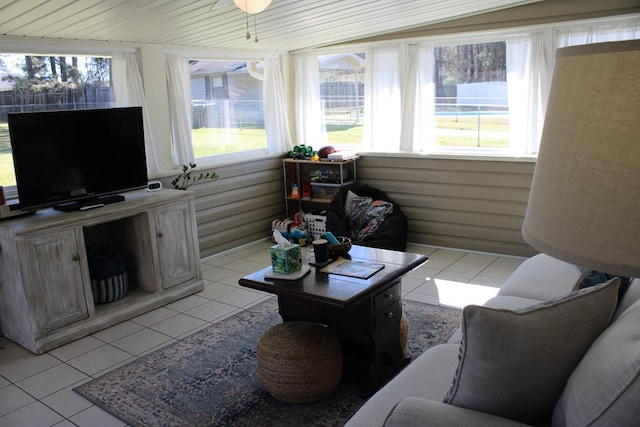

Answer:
[435,279,500,309]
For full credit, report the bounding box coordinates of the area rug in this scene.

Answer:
[74,298,461,427]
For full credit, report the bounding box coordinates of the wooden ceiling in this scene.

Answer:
[0,0,541,53]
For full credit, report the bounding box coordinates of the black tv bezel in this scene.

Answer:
[8,106,149,212]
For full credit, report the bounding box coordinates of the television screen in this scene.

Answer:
[8,107,148,211]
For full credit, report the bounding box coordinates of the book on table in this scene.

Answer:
[320,257,385,279]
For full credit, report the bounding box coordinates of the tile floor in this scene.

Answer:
[0,239,525,426]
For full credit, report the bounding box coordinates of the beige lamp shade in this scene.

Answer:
[522,39,640,277]
[234,0,272,14]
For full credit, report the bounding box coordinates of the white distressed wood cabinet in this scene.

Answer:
[0,189,204,354]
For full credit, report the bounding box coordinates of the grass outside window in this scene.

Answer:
[0,116,510,188]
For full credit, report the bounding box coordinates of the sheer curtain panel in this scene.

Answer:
[165,54,195,168]
[363,46,402,150]
[506,33,548,156]
[263,58,293,154]
[111,51,160,174]
[294,53,327,148]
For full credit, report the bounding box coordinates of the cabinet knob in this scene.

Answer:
[157,232,164,238]
[72,253,80,262]
[386,311,394,318]
[385,293,394,299]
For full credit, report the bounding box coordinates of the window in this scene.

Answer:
[433,42,509,151]
[299,16,639,158]
[189,59,266,159]
[318,52,365,146]
[0,54,113,187]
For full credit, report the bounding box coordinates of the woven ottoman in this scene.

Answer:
[257,321,342,403]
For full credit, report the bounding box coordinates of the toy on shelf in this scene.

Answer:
[289,144,318,160]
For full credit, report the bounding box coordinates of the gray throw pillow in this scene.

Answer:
[443,278,620,425]
[552,297,640,426]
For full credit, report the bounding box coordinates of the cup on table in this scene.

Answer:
[312,239,329,264]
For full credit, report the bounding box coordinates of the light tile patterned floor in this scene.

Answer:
[0,240,525,426]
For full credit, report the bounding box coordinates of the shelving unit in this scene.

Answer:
[0,189,203,354]
[282,157,358,218]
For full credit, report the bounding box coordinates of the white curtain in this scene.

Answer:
[399,44,418,152]
[263,58,293,154]
[557,20,640,48]
[294,53,327,148]
[165,54,194,168]
[111,51,160,174]
[363,46,401,150]
[506,33,548,156]
[400,44,435,153]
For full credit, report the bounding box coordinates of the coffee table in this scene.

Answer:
[239,244,428,389]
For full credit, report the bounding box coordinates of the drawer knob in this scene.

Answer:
[386,311,394,318]
[157,232,164,238]
[385,293,394,299]
[72,253,80,262]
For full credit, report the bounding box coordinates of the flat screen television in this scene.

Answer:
[8,106,148,212]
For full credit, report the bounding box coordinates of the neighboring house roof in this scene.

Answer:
[189,60,245,76]
[319,53,365,70]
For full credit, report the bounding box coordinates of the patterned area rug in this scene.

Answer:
[74,298,461,427]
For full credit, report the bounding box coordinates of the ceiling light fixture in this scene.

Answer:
[233,0,271,43]
[233,0,271,14]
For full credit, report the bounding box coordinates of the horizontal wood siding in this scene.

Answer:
[180,155,537,258]
[159,157,286,259]
[355,156,537,257]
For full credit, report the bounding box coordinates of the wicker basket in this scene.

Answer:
[306,213,327,240]
[328,236,352,257]
[91,272,128,304]
[87,245,128,304]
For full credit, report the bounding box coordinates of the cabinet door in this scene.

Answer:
[20,229,88,334]
[154,201,198,289]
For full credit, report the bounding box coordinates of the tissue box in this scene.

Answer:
[270,244,302,274]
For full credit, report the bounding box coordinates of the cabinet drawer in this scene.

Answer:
[374,282,400,312]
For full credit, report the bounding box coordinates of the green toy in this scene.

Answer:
[289,144,316,160]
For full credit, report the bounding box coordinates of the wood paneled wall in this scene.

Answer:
[355,155,537,257]
[159,157,286,259]
[176,155,538,259]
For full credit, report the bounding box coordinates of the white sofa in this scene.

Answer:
[346,253,640,426]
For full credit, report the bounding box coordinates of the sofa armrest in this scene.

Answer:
[497,254,581,301]
[384,397,532,427]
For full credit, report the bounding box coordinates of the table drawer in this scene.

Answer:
[374,282,400,312]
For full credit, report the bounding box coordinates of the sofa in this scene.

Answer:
[346,253,640,426]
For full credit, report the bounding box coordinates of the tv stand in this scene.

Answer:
[54,194,126,212]
[0,189,204,354]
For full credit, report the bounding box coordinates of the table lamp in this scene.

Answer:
[522,39,640,278]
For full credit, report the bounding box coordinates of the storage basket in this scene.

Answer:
[91,272,128,304]
[306,213,327,240]
[87,245,128,304]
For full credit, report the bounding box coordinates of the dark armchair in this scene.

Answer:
[325,183,408,251]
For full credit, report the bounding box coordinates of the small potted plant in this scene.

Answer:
[171,162,218,190]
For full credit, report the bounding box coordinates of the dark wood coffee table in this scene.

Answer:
[239,244,428,389]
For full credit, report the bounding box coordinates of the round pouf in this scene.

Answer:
[257,321,342,403]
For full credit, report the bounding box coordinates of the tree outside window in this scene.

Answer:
[0,54,114,187]
[434,41,509,150]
